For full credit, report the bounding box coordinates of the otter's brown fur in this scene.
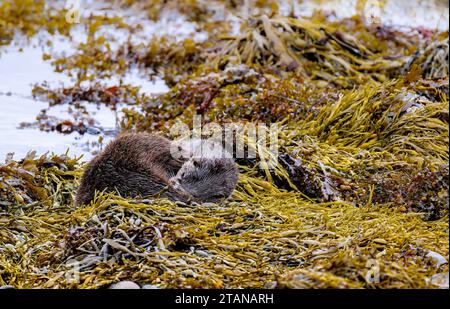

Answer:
[75,132,238,206]
[75,132,189,206]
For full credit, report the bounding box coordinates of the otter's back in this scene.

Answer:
[75,132,186,206]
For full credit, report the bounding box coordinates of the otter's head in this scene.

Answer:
[170,158,238,203]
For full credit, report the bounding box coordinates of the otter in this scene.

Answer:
[74,132,238,206]
[170,138,238,203]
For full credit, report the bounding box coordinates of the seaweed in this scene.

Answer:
[0,154,448,288]
[0,0,71,47]
[211,14,423,87]
[0,0,449,290]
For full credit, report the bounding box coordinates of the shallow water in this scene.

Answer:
[0,3,181,162]
[0,0,448,163]
[292,0,449,31]
[0,40,168,162]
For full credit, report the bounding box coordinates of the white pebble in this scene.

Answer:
[109,281,140,289]
[430,273,449,289]
[142,285,160,289]
[426,250,448,267]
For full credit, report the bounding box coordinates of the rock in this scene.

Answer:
[264,281,277,289]
[430,273,449,289]
[109,281,140,289]
[142,285,160,289]
[426,250,448,267]
[0,285,14,289]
